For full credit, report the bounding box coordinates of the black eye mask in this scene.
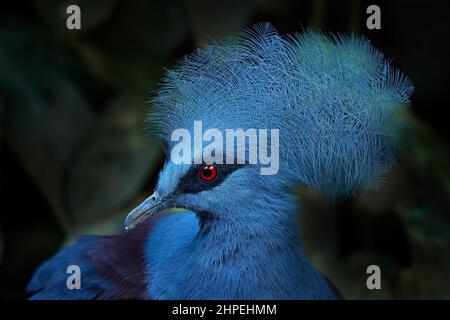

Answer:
[176,163,244,194]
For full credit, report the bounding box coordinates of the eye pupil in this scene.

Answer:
[203,169,212,177]
[199,165,218,181]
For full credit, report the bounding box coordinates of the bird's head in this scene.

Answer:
[125,23,413,230]
[125,145,283,230]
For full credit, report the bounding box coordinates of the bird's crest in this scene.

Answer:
[148,22,413,199]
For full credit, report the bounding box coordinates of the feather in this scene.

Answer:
[27,215,165,299]
[149,23,413,199]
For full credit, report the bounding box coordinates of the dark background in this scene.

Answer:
[1,0,449,299]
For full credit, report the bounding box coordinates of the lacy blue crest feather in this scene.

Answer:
[149,22,413,199]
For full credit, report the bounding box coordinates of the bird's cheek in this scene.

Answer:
[182,196,212,213]
[170,194,194,211]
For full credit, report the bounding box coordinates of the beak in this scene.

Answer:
[124,191,169,231]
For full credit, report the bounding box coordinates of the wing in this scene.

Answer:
[27,216,161,300]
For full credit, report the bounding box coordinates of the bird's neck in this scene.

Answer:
[193,201,302,261]
[145,192,335,299]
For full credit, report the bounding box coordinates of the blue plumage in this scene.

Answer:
[28,23,412,300]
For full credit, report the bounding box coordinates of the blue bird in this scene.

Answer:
[27,23,413,300]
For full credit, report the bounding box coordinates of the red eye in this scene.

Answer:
[199,165,218,182]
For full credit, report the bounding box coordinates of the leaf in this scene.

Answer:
[64,94,161,227]
[1,29,95,230]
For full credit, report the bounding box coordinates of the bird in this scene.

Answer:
[27,23,413,300]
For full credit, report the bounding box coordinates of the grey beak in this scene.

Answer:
[124,191,167,231]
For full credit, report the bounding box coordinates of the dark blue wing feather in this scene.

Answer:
[27,235,109,299]
[27,217,159,300]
